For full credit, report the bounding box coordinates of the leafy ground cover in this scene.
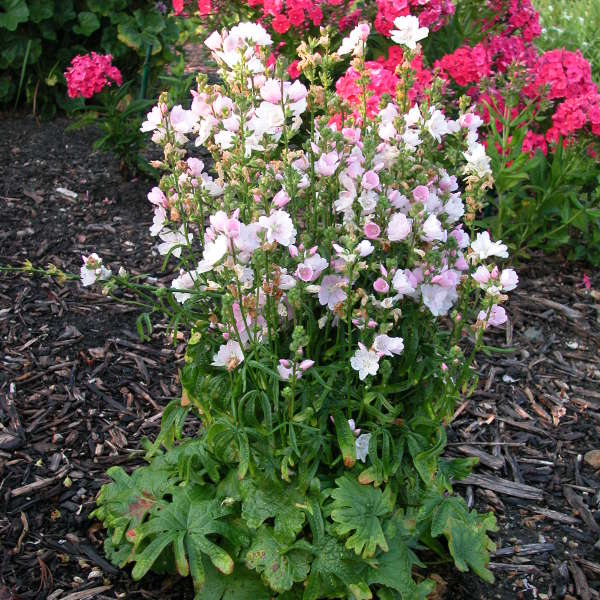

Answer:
[1,116,600,599]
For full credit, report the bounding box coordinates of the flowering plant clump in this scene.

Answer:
[91,21,516,597]
[64,52,123,99]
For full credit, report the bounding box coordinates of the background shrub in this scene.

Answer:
[0,0,180,117]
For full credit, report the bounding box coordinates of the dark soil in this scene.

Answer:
[1,115,600,600]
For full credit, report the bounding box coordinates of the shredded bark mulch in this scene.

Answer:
[1,115,600,600]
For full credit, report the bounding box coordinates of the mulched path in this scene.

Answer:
[1,115,600,600]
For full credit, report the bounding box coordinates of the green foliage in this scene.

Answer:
[0,0,181,117]
[67,80,155,176]
[479,89,600,264]
[94,323,498,598]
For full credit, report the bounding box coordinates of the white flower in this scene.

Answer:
[390,15,429,50]
[150,205,167,237]
[338,23,370,57]
[258,210,296,247]
[158,226,192,258]
[229,22,272,46]
[170,105,196,134]
[421,284,458,316]
[350,344,380,380]
[425,108,450,143]
[171,269,197,303]
[249,102,284,138]
[404,104,422,127]
[392,269,417,296]
[197,235,229,272]
[211,340,244,370]
[356,240,374,257]
[355,433,371,463]
[373,334,404,356]
[141,105,163,132]
[470,231,508,259]
[80,253,111,287]
[214,130,236,150]
[463,142,492,177]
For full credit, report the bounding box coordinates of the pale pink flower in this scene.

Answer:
[362,170,380,191]
[171,269,196,303]
[478,305,507,328]
[212,340,244,370]
[315,151,340,177]
[158,226,191,258]
[318,275,348,309]
[187,158,204,177]
[373,334,404,356]
[141,105,163,132]
[413,185,429,203]
[273,190,290,208]
[500,268,519,291]
[387,212,412,242]
[258,210,297,246]
[170,105,196,134]
[338,22,371,57]
[392,269,417,296]
[356,240,374,257]
[472,266,491,285]
[148,186,167,207]
[422,214,446,242]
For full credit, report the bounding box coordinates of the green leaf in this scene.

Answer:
[333,410,357,468]
[0,0,29,31]
[73,11,100,36]
[131,486,236,591]
[367,519,434,599]
[241,479,306,543]
[197,556,271,599]
[407,428,446,486]
[245,528,310,593]
[91,463,179,550]
[430,496,497,583]
[28,0,53,22]
[330,476,394,558]
[303,536,368,600]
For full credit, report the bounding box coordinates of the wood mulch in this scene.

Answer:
[1,115,600,600]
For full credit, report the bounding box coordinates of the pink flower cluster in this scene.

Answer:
[89,22,513,394]
[374,0,454,37]
[64,53,122,99]
[434,5,600,155]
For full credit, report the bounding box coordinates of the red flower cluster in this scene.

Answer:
[374,0,454,37]
[483,0,541,42]
[548,91,600,142]
[247,0,357,34]
[435,44,490,87]
[172,0,213,15]
[335,47,431,123]
[525,49,596,101]
[64,53,122,100]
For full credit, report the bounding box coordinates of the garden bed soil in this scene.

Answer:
[1,115,600,600]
